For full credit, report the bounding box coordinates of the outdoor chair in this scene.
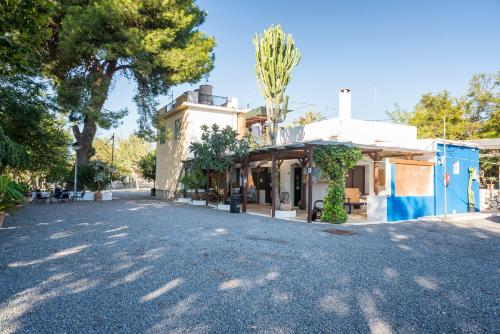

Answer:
[72,190,85,201]
[35,190,50,204]
[247,186,256,203]
[279,191,290,203]
[344,187,367,214]
[312,200,324,221]
[51,188,70,203]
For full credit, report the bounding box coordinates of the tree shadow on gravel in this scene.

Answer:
[0,199,499,333]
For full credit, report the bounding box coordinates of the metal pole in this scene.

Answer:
[73,154,78,201]
[110,133,115,186]
[307,147,313,223]
[443,116,447,222]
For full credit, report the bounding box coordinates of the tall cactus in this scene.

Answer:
[254,25,301,145]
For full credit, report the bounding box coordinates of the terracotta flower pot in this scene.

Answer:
[94,192,102,201]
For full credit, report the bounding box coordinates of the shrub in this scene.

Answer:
[0,175,25,213]
[78,161,111,192]
[313,145,362,223]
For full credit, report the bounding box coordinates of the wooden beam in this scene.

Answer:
[373,152,380,195]
[307,146,313,223]
[389,159,434,166]
[271,150,277,218]
[298,157,308,210]
[256,167,261,204]
[242,159,248,212]
[205,169,209,206]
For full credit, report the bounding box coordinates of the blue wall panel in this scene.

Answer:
[434,144,480,214]
[387,165,434,222]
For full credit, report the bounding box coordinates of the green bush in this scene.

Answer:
[78,161,111,192]
[10,181,29,195]
[139,152,156,183]
[0,175,25,213]
[313,145,362,224]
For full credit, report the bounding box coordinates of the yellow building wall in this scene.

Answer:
[156,109,189,198]
[155,105,247,198]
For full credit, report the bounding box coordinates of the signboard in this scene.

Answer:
[453,161,460,175]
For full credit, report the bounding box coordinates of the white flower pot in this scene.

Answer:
[275,210,296,219]
[101,192,112,201]
[176,197,192,204]
[217,204,230,211]
[82,192,95,201]
[191,200,206,206]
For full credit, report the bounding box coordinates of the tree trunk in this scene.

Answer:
[73,115,98,165]
[135,173,140,189]
[72,63,115,165]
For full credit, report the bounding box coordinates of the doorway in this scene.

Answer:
[293,167,302,206]
[252,168,272,204]
[345,166,366,194]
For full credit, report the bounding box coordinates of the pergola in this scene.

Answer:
[464,138,500,183]
[238,140,431,223]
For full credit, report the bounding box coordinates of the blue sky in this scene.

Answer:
[99,0,500,139]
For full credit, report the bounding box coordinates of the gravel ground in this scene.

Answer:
[0,190,499,333]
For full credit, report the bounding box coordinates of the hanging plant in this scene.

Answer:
[313,145,362,223]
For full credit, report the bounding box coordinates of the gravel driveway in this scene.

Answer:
[1,191,499,333]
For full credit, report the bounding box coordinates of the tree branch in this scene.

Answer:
[115,64,132,72]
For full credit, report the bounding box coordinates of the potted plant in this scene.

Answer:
[180,168,206,205]
[486,176,497,192]
[178,173,195,203]
[0,176,25,227]
[78,161,111,201]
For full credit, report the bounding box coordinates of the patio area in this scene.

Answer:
[245,203,367,223]
[1,192,499,333]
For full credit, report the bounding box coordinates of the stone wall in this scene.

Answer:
[480,188,500,211]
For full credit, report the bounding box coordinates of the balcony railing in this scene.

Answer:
[198,94,228,107]
[163,92,229,113]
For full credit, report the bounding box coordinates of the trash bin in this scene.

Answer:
[230,194,241,213]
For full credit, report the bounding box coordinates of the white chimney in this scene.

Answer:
[339,88,351,120]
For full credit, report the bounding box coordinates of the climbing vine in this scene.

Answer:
[313,145,362,223]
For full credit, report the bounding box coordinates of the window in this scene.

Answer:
[159,125,166,144]
[394,161,434,196]
[174,118,182,140]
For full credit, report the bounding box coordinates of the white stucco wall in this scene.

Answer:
[337,118,417,144]
[276,117,418,146]
[185,106,241,159]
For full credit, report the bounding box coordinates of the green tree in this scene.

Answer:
[139,151,156,186]
[385,103,414,125]
[0,0,55,75]
[254,25,301,145]
[0,76,71,177]
[189,124,250,202]
[314,145,362,223]
[294,111,326,126]
[387,72,500,139]
[412,92,470,139]
[0,126,28,173]
[47,0,215,165]
[387,91,469,140]
[94,134,152,188]
[465,72,500,138]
